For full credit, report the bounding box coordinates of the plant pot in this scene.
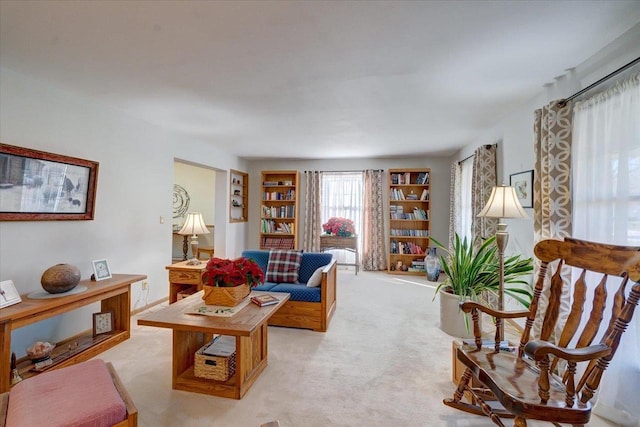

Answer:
[202,283,250,306]
[438,289,481,338]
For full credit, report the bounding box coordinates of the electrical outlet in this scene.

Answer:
[142,281,149,290]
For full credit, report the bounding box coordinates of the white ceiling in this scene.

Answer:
[1,1,640,160]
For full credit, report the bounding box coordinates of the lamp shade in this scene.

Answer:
[477,185,528,219]
[178,212,210,235]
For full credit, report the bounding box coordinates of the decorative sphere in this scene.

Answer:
[41,264,81,294]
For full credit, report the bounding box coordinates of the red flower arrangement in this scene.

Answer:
[322,217,355,237]
[202,257,265,288]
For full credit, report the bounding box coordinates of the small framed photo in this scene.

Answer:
[93,310,114,336]
[0,280,22,309]
[509,170,534,208]
[92,259,112,281]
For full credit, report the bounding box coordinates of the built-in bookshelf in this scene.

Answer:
[260,170,300,250]
[388,168,431,275]
[230,170,248,223]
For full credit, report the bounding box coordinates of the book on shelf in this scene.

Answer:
[390,188,405,200]
[261,237,294,249]
[251,294,280,307]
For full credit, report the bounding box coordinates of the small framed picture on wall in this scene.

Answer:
[509,170,534,208]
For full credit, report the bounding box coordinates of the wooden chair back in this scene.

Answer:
[521,238,640,405]
[446,237,640,426]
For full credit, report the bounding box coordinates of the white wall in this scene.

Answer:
[0,67,248,356]
[172,161,217,259]
[246,157,451,253]
[452,23,640,260]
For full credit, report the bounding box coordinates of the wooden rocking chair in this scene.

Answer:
[445,237,640,426]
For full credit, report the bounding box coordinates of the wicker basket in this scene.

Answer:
[194,340,236,381]
[202,283,250,306]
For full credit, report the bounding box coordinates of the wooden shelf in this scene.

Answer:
[1,274,146,392]
[230,169,248,223]
[388,168,431,275]
[17,333,115,381]
[260,170,299,250]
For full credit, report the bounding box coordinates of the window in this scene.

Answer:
[320,172,364,261]
[571,74,640,423]
[320,172,363,236]
[573,76,640,245]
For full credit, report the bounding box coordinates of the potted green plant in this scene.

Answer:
[430,233,533,337]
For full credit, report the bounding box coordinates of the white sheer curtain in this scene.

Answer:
[321,172,364,265]
[458,158,473,241]
[572,72,640,425]
[449,156,477,250]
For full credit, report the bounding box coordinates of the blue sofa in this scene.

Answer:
[241,250,337,332]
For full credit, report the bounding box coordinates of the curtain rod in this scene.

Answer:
[457,144,496,165]
[304,169,383,173]
[458,154,474,164]
[559,56,640,106]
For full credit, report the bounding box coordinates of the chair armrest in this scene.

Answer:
[524,340,611,362]
[321,258,337,276]
[460,301,529,319]
[320,259,337,300]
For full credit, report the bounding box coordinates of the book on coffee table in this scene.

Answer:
[251,294,279,307]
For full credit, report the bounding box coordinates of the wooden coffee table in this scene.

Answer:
[137,290,289,399]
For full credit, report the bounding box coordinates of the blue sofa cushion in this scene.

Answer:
[298,253,333,283]
[270,283,321,303]
[252,281,279,291]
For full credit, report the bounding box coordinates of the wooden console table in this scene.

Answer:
[0,273,146,392]
[320,235,359,274]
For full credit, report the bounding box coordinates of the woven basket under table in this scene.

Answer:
[202,283,250,306]
[194,341,236,381]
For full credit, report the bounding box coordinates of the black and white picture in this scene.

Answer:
[0,144,98,221]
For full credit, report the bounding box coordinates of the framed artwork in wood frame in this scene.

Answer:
[509,170,534,208]
[0,143,99,221]
[93,310,114,336]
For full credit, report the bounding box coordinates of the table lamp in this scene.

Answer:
[178,212,210,265]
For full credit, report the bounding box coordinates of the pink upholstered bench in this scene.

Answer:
[1,359,137,427]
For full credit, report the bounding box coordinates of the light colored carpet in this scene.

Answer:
[98,270,614,427]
